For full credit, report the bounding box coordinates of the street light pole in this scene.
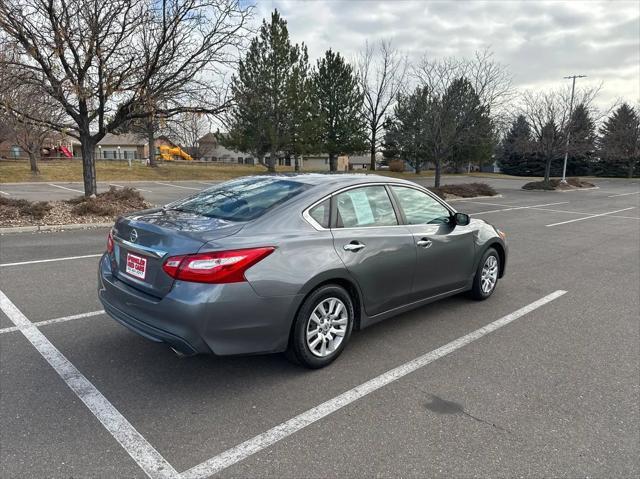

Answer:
[561,74,587,184]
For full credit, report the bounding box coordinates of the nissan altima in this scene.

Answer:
[98,174,507,368]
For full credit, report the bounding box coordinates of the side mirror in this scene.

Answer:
[453,212,470,226]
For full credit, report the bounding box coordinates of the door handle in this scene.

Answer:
[343,241,366,252]
[416,238,432,248]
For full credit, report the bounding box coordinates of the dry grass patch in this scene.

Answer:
[0,159,295,183]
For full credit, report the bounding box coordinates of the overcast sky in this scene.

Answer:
[253,0,640,109]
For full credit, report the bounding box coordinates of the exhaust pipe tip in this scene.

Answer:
[170,347,189,359]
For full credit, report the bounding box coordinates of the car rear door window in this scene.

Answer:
[308,199,330,228]
[334,186,398,228]
[391,186,451,225]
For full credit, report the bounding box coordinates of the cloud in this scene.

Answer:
[253,0,640,108]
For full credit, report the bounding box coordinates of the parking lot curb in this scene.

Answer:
[0,223,112,234]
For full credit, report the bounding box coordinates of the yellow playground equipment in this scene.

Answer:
[157,145,193,161]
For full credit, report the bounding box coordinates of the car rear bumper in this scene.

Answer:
[98,254,303,356]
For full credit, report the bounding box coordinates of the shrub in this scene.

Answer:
[0,197,52,219]
[522,177,595,190]
[429,182,497,198]
[68,186,147,217]
[388,159,405,172]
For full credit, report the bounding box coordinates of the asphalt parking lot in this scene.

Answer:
[1,177,639,478]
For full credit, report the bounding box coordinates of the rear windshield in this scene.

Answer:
[167,177,310,221]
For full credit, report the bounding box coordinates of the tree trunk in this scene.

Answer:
[147,117,157,167]
[268,148,277,173]
[369,134,376,171]
[415,160,422,175]
[629,161,635,179]
[329,153,337,172]
[544,158,552,186]
[257,154,267,169]
[294,154,300,172]
[434,159,441,187]
[28,151,40,175]
[80,138,97,197]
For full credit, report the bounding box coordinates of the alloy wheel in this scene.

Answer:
[481,255,499,294]
[306,297,348,357]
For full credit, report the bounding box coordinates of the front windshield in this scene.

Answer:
[167,177,310,221]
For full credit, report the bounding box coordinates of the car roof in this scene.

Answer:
[265,173,419,188]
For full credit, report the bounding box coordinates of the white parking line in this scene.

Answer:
[462,201,514,207]
[472,201,569,215]
[607,191,639,198]
[0,190,9,196]
[180,290,568,479]
[154,181,200,190]
[546,207,636,227]
[48,183,83,193]
[0,310,104,335]
[109,183,152,193]
[0,254,102,267]
[0,290,178,479]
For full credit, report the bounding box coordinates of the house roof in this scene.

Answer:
[96,133,145,146]
[199,132,217,144]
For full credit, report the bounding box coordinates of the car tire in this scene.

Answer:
[287,284,355,369]
[470,247,500,300]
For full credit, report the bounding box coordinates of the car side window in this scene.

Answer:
[308,199,330,228]
[334,186,398,228]
[391,186,451,225]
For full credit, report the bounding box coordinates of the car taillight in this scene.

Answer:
[107,230,114,254]
[162,247,275,284]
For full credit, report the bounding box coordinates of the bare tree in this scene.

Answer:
[165,112,212,159]
[357,40,407,170]
[0,89,62,174]
[0,48,66,174]
[0,0,251,195]
[518,85,601,185]
[413,49,513,186]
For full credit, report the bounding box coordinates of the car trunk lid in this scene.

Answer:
[111,208,244,297]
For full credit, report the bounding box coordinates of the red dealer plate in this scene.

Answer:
[126,252,147,280]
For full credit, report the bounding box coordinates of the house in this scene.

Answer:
[71,134,176,160]
[303,155,349,171]
[0,132,74,160]
[348,153,380,170]
[198,133,255,164]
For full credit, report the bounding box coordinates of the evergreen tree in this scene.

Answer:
[565,103,596,176]
[424,77,486,185]
[384,87,430,173]
[283,46,315,171]
[223,10,304,172]
[447,82,494,173]
[497,115,534,176]
[311,49,366,171]
[597,103,640,178]
[537,119,563,183]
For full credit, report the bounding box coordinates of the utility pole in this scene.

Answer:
[561,75,587,183]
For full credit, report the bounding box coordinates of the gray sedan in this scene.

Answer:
[98,174,507,368]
